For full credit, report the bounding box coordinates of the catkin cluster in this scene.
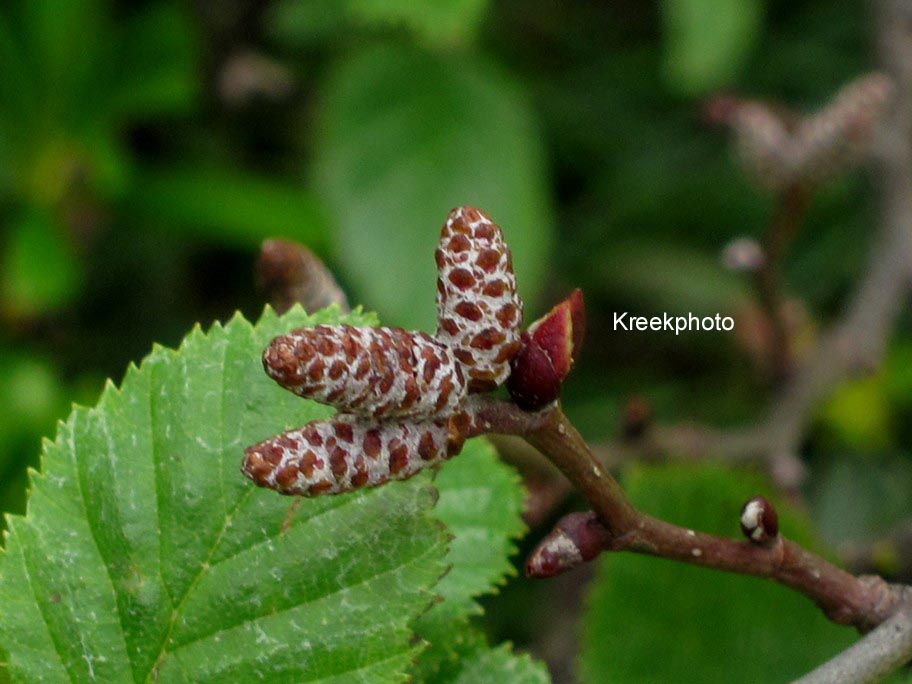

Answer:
[243,207,523,496]
[713,73,893,191]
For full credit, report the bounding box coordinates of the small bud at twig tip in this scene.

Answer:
[721,237,765,273]
[740,496,779,545]
[621,395,653,441]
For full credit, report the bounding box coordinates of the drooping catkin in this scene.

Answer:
[724,73,893,191]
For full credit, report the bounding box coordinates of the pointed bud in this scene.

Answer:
[525,511,609,578]
[256,239,348,314]
[508,289,585,410]
[740,496,779,545]
[620,395,653,441]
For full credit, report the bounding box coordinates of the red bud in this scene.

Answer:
[508,290,585,411]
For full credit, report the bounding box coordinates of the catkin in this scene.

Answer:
[243,413,469,496]
[730,73,893,191]
[263,324,467,419]
[435,206,523,392]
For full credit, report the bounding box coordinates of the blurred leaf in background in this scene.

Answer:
[123,166,330,252]
[660,0,765,95]
[0,352,67,530]
[0,0,197,317]
[580,464,854,683]
[1,209,81,316]
[312,42,553,331]
[270,0,490,48]
[314,43,553,330]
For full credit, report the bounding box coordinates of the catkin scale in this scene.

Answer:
[435,206,523,393]
[242,413,469,496]
[263,324,467,419]
[787,72,892,188]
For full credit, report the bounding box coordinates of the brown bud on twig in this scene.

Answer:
[620,395,653,441]
[243,412,470,496]
[740,495,779,545]
[508,289,585,411]
[218,50,294,107]
[263,324,467,420]
[256,239,349,315]
[525,511,610,578]
[435,206,524,393]
[721,237,766,273]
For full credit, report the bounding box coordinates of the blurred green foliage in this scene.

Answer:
[0,0,908,681]
[580,465,854,683]
[312,41,552,331]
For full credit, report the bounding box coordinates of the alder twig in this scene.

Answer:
[465,396,912,634]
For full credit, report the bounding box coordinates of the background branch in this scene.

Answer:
[793,606,912,684]
[784,1,912,676]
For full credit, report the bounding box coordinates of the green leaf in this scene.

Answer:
[106,4,198,120]
[0,353,64,439]
[811,456,912,550]
[589,241,750,317]
[125,166,331,252]
[7,0,108,106]
[429,438,526,620]
[0,12,38,160]
[820,375,892,451]
[313,42,553,332]
[268,0,489,48]
[1,209,82,315]
[0,305,454,682]
[268,0,350,48]
[411,440,528,681]
[349,0,490,46]
[580,464,855,683]
[411,618,549,684]
[442,642,549,684]
[660,0,763,95]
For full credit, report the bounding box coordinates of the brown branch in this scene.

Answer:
[465,396,912,633]
[754,183,811,380]
[793,605,912,684]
